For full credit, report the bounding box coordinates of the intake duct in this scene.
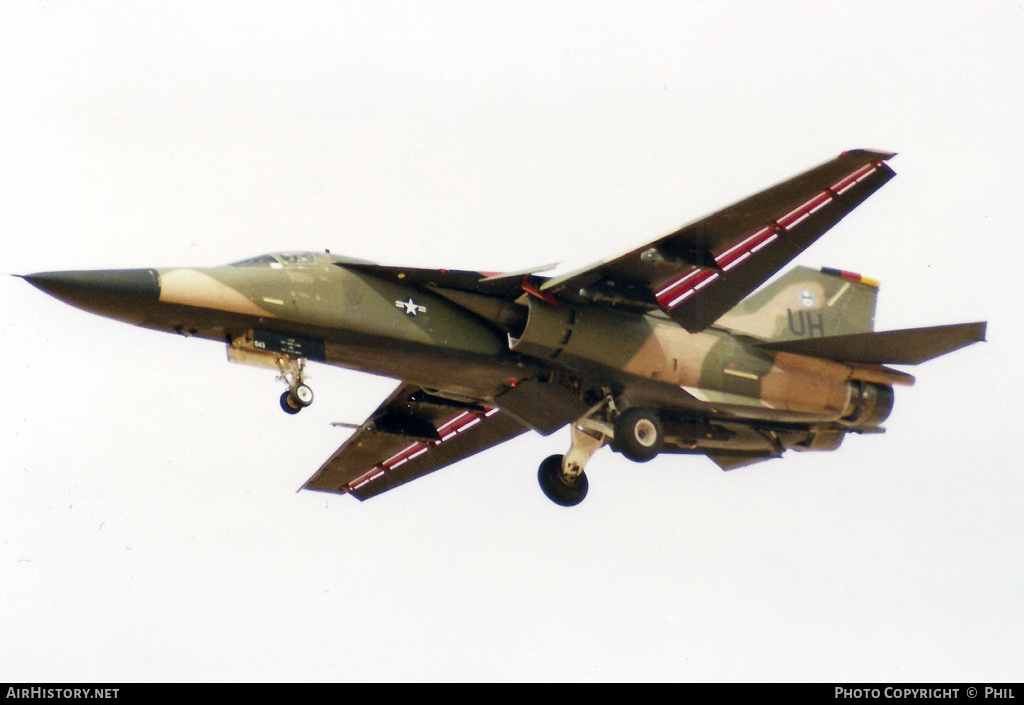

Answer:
[508,298,653,370]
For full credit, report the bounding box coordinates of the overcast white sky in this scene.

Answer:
[1,1,1020,682]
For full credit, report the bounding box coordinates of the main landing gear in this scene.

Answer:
[538,454,589,507]
[537,411,610,507]
[611,407,663,462]
[277,357,314,415]
[537,401,664,507]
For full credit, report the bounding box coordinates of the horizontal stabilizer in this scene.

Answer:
[757,321,986,365]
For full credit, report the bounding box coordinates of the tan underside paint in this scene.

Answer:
[760,351,850,416]
[847,363,915,387]
[624,320,721,388]
[159,269,276,318]
[618,322,671,379]
[616,316,861,420]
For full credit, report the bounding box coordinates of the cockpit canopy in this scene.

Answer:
[230,252,319,268]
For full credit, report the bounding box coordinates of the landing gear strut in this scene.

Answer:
[537,399,615,507]
[277,357,314,414]
[535,399,668,506]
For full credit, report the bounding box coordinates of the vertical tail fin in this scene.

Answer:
[716,266,879,342]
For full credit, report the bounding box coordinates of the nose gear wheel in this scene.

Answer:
[276,357,314,414]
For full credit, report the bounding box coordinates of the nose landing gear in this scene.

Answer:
[277,357,314,414]
[280,383,314,414]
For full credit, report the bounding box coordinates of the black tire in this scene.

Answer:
[280,391,302,415]
[537,454,589,507]
[612,408,663,462]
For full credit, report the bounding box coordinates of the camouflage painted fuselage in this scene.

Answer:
[22,150,987,502]
[27,252,899,444]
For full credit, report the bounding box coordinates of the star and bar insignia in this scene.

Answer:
[395,298,427,316]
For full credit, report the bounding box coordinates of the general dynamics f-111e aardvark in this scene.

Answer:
[22,150,986,506]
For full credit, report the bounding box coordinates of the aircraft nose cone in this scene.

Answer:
[23,269,160,321]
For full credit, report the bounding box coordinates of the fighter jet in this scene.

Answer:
[21,150,986,506]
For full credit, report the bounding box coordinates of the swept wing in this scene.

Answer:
[303,383,529,500]
[541,150,896,332]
